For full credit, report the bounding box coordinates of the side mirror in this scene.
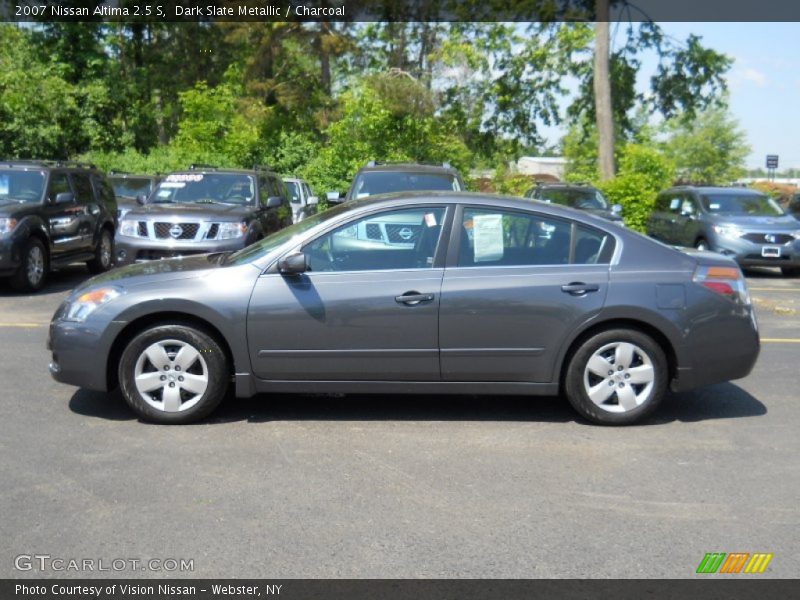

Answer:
[307,196,319,206]
[54,192,74,204]
[277,251,307,275]
[266,196,283,208]
[136,194,148,206]
[326,191,342,202]
[611,203,623,216]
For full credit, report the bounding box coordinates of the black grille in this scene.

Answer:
[206,224,219,239]
[741,232,794,245]
[153,222,199,240]
[385,223,420,244]
[136,249,206,261]
[366,223,382,240]
[137,222,147,237]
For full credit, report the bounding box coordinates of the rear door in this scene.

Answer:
[68,172,98,252]
[439,205,613,383]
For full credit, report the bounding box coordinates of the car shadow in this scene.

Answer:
[69,382,767,426]
[0,265,94,296]
[743,266,792,280]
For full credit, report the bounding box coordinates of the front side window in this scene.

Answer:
[304,207,447,272]
[47,173,71,203]
[458,208,613,267]
[700,193,783,217]
[0,170,45,204]
[152,173,255,206]
[352,172,460,198]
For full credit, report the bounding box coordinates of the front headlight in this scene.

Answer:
[217,222,247,239]
[64,287,123,322]
[713,224,743,239]
[118,219,139,237]
[0,218,18,235]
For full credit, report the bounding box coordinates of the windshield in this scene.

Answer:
[286,181,302,203]
[352,171,460,198]
[701,193,784,217]
[538,188,609,210]
[152,173,255,205]
[226,204,351,265]
[109,177,152,199]
[0,170,45,204]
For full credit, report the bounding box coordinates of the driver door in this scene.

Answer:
[247,205,450,381]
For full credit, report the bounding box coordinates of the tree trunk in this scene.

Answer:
[594,0,615,180]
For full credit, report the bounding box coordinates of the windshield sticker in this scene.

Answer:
[165,173,203,183]
[0,176,8,195]
[161,182,186,189]
[156,190,173,198]
[709,203,720,210]
[357,192,370,198]
[472,214,504,262]
[424,213,437,227]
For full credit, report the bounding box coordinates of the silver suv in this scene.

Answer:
[648,186,800,276]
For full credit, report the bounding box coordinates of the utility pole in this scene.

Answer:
[594,0,615,180]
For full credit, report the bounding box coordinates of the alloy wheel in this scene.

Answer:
[133,339,209,413]
[27,245,44,287]
[582,341,656,413]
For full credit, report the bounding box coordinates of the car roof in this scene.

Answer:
[108,172,158,179]
[0,160,98,171]
[166,168,275,177]
[356,163,461,176]
[533,183,598,191]
[664,186,765,195]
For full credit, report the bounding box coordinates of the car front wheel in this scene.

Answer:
[10,237,48,292]
[118,324,229,424]
[564,328,668,425]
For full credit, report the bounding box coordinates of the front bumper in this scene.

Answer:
[47,317,127,391]
[0,236,24,277]
[115,235,247,266]
[710,235,800,268]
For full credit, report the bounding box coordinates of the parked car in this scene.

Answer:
[283,176,319,223]
[647,186,800,276]
[524,183,624,225]
[0,160,117,292]
[114,165,291,266]
[328,161,465,203]
[107,172,160,220]
[48,192,759,425]
[788,192,800,221]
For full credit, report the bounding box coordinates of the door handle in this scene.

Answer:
[561,282,600,296]
[395,292,435,305]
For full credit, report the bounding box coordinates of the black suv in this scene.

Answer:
[328,161,466,203]
[115,165,291,266]
[524,183,624,224]
[0,160,117,291]
[107,171,161,220]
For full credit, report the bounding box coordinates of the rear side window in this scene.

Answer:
[91,175,115,207]
[457,207,614,267]
[70,173,93,204]
[47,173,71,203]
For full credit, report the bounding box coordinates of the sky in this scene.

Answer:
[540,22,798,170]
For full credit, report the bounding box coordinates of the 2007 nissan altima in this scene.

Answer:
[47,193,760,425]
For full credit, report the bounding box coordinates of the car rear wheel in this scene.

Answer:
[564,328,668,425]
[10,237,48,292]
[118,324,229,424]
[87,229,113,274]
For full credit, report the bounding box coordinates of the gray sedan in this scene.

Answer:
[48,193,760,425]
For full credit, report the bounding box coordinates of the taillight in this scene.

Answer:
[693,265,750,305]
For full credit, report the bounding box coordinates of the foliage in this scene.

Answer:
[490,163,537,197]
[663,105,750,185]
[596,145,675,232]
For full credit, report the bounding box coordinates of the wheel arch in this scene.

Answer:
[557,318,679,392]
[106,312,235,391]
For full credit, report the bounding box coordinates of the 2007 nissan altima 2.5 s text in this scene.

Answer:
[47,192,760,425]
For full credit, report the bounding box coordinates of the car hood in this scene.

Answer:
[710,214,799,230]
[71,254,227,296]
[123,202,252,221]
[0,201,41,218]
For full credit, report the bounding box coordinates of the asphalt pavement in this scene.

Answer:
[0,265,798,578]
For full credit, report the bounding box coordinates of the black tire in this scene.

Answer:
[87,228,114,274]
[564,328,668,425]
[9,237,48,292]
[781,267,800,277]
[695,238,709,251]
[118,324,229,424]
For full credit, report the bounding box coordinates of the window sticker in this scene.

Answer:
[424,212,437,227]
[709,203,720,210]
[161,182,186,189]
[0,176,8,195]
[472,214,505,262]
[165,173,203,183]
[156,189,173,198]
[357,192,370,199]
[669,198,680,210]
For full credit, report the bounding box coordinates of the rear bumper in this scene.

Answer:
[115,235,246,266]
